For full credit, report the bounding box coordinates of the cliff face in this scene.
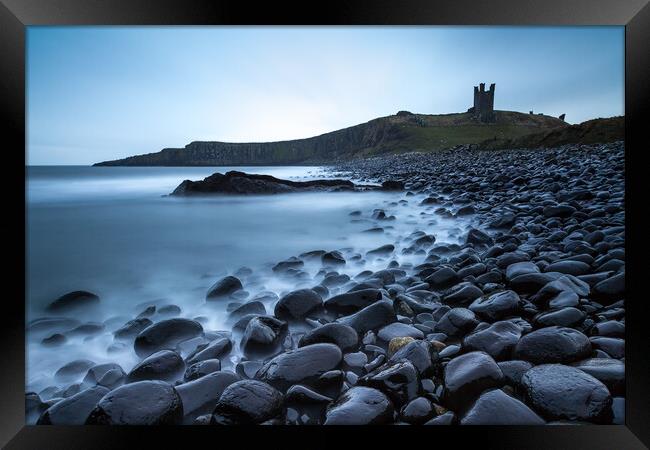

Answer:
[94,111,567,166]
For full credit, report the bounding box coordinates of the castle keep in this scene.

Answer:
[468,82,496,122]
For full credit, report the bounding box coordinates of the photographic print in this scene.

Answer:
[25,26,625,426]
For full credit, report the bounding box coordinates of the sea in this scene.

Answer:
[25,165,470,392]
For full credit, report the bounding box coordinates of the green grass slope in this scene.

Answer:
[94,110,567,166]
[477,116,624,150]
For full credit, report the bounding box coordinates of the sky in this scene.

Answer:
[27,26,624,165]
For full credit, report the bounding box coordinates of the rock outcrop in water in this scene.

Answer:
[171,171,359,196]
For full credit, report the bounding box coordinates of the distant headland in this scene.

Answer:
[94,84,623,166]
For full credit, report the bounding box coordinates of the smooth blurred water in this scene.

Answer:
[26,165,469,392]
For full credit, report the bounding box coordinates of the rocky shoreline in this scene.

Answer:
[27,141,625,425]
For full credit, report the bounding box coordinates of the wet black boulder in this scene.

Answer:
[113,318,153,341]
[205,276,243,300]
[592,272,625,305]
[37,386,109,425]
[324,289,382,314]
[469,290,520,321]
[175,371,241,415]
[82,363,127,390]
[86,380,183,425]
[433,307,478,338]
[336,301,397,335]
[400,396,436,424]
[46,290,99,313]
[388,339,438,376]
[54,359,96,383]
[460,388,545,425]
[184,359,222,382]
[571,358,625,396]
[212,380,283,424]
[240,315,288,359]
[134,318,203,358]
[298,323,359,352]
[274,289,322,321]
[126,350,185,383]
[324,386,393,425]
[443,351,504,411]
[186,337,233,365]
[465,228,493,247]
[514,326,591,364]
[358,360,420,406]
[521,364,612,423]
[256,343,342,391]
[462,321,522,361]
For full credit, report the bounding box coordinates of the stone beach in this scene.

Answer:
[26,141,625,425]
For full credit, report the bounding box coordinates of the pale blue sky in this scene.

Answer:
[27,26,624,165]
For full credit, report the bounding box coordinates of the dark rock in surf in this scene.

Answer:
[38,386,110,425]
[205,276,243,300]
[126,350,185,383]
[240,315,288,358]
[298,323,359,352]
[274,289,322,321]
[171,171,356,196]
[324,289,382,314]
[46,290,99,313]
[175,371,240,415]
[186,337,233,365]
[113,318,153,341]
[184,359,222,382]
[337,301,397,335]
[134,318,203,358]
[54,359,96,383]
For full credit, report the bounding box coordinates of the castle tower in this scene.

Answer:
[468,82,496,122]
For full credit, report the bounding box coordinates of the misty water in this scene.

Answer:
[26,165,471,393]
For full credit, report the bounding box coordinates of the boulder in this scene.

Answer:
[514,326,591,364]
[206,276,243,300]
[298,323,359,352]
[37,386,109,425]
[443,351,504,411]
[521,364,612,423]
[460,389,545,425]
[274,289,322,321]
[175,371,240,415]
[86,381,183,425]
[337,301,397,335]
[324,387,393,425]
[127,350,185,383]
[46,291,99,313]
[212,380,284,424]
[134,318,203,358]
[256,343,343,391]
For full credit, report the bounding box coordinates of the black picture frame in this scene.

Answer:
[2,0,648,448]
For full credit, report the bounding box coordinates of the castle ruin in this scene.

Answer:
[468,82,496,123]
